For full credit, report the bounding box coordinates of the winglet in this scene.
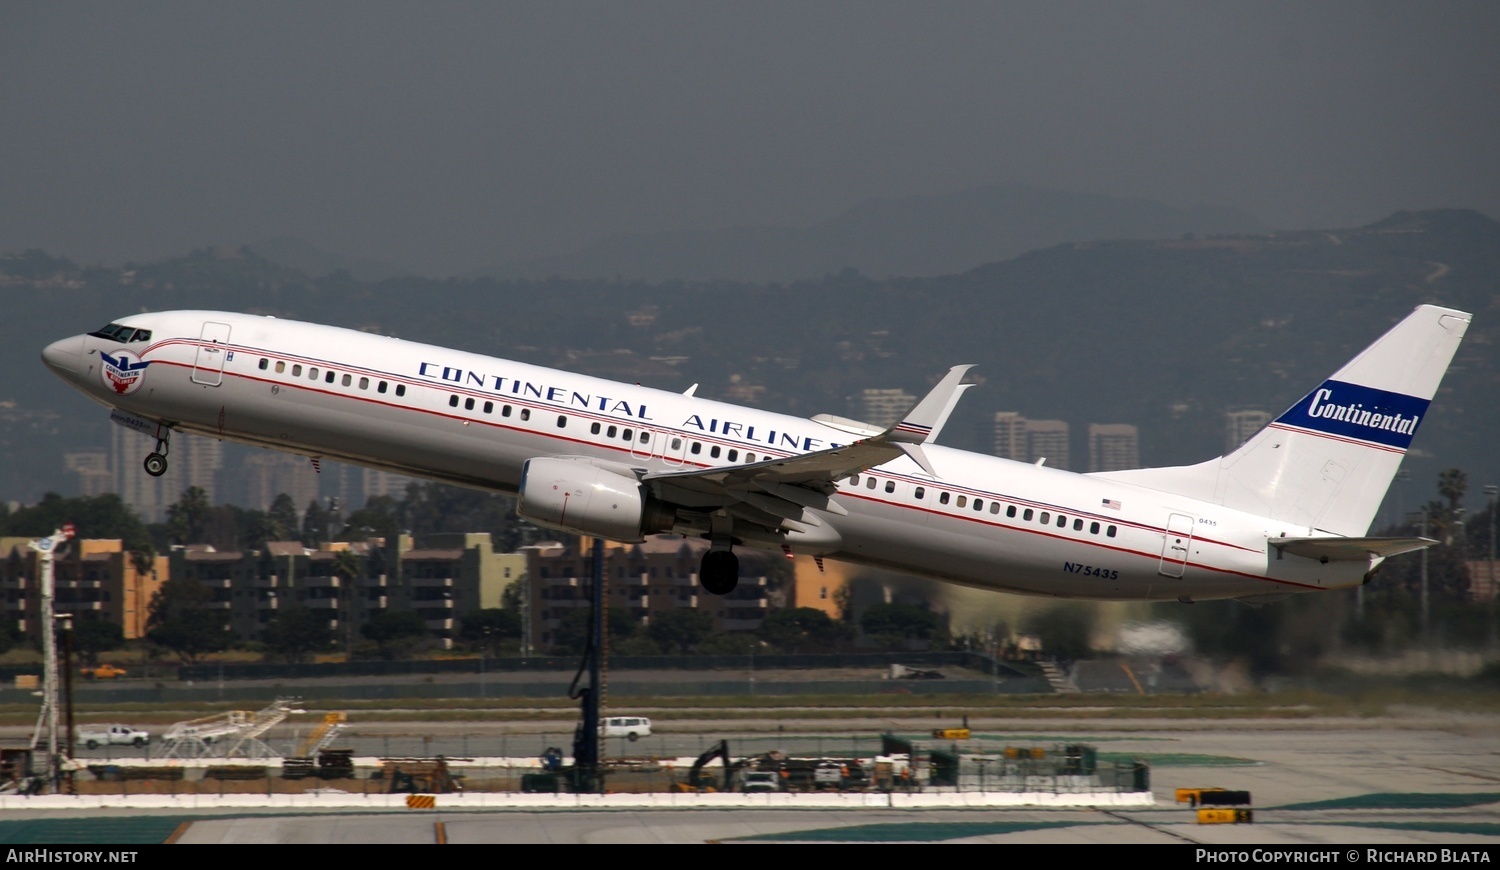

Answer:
[887,365,975,445]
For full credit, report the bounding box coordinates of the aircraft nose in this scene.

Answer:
[41,335,83,383]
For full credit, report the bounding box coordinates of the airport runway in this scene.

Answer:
[5,712,1498,844]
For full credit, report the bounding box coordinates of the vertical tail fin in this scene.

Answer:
[1092,305,1471,535]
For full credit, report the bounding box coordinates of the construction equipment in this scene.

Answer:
[1176,787,1251,807]
[295,712,347,757]
[316,748,355,780]
[382,757,461,794]
[676,740,734,792]
[155,697,303,759]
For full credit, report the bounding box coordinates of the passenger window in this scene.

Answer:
[377,381,387,393]
[358,377,369,390]
[1023,509,1033,521]
[341,374,352,387]
[275,361,285,373]
[449,395,459,407]
[1057,515,1067,528]
[502,405,511,417]
[671,438,682,450]
[309,367,318,379]
[520,409,530,421]
[623,429,633,441]
[727,449,738,462]
[710,445,721,458]
[990,503,1000,514]
[1039,511,1050,524]
[484,401,493,414]
[325,371,335,384]
[885,480,895,494]
[607,425,617,438]
[973,498,983,511]
[1007,505,1017,518]
[690,442,702,454]
[557,415,567,428]
[866,477,877,490]
[1090,521,1100,534]
[395,385,405,397]
[639,432,649,443]
[744,453,755,462]
[1073,518,1083,531]
[850,475,860,486]
[293,365,302,377]
[914,486,924,499]
[1107,525,1117,537]
[956,496,967,508]
[258,359,268,370]
[465,397,475,411]
[939,492,950,505]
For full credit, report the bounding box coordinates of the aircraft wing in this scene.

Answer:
[641,366,973,529]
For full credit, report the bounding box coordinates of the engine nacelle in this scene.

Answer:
[517,456,669,541]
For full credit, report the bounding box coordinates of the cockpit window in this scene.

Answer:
[87,323,151,343]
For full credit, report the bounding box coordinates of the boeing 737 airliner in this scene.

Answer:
[41,304,1469,604]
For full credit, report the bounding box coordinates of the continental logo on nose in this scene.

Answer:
[99,350,151,395]
[1275,380,1430,450]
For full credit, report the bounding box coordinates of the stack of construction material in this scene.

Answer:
[205,766,267,781]
[317,749,355,779]
[281,757,315,780]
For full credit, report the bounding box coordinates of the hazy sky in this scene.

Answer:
[3,1,1497,275]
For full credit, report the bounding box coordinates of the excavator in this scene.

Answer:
[675,740,736,793]
[674,741,788,793]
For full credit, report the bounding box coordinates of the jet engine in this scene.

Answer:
[517,456,673,541]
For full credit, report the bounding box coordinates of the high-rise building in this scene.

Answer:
[992,412,1028,461]
[992,413,1071,469]
[181,436,224,505]
[1088,423,1140,472]
[859,389,916,428]
[363,468,417,502]
[243,452,321,515]
[65,451,112,497]
[1225,409,1271,451]
[1026,419,1071,470]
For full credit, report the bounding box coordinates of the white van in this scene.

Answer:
[600,716,652,741]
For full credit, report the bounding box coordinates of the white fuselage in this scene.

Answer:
[43,310,1367,601]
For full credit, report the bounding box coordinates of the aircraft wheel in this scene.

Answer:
[144,453,168,477]
[700,550,739,595]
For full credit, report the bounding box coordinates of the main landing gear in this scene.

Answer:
[699,542,739,595]
[143,430,171,477]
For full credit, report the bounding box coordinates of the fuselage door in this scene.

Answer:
[191,321,232,387]
[1158,513,1195,578]
[630,428,653,460]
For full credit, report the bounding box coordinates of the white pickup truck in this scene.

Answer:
[77,724,150,750]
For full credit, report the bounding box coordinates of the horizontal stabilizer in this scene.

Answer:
[811,414,884,438]
[1270,535,1437,562]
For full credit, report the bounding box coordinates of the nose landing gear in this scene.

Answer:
[143,431,171,477]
